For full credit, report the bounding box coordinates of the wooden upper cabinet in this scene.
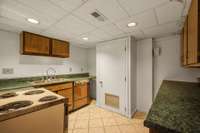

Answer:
[181,0,200,67]
[21,32,50,55]
[52,39,70,58]
[187,0,198,65]
[20,31,70,58]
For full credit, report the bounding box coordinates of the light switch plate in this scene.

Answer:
[2,68,14,74]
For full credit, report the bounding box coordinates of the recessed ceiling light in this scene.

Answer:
[127,22,137,27]
[27,18,39,24]
[82,37,88,41]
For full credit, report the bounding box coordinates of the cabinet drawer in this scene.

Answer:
[57,89,73,104]
[74,98,88,109]
[45,83,73,92]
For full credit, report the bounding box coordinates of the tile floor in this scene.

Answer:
[65,101,148,133]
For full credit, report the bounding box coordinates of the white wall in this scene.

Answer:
[136,39,153,112]
[0,30,88,79]
[87,48,96,99]
[87,48,96,76]
[154,35,200,96]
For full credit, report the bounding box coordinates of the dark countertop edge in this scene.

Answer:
[144,80,200,133]
[164,80,199,84]
[144,120,181,133]
[0,98,67,122]
[0,76,96,92]
[0,73,90,81]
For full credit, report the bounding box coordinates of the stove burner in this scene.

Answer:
[24,90,45,95]
[0,92,18,99]
[39,95,58,102]
[0,100,33,113]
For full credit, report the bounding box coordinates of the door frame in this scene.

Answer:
[96,37,131,117]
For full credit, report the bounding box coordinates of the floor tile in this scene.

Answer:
[102,118,117,126]
[115,117,132,125]
[90,113,102,119]
[74,120,89,129]
[100,112,113,118]
[67,100,148,133]
[73,128,88,133]
[66,129,73,133]
[104,126,121,133]
[89,119,103,127]
[68,120,76,129]
[118,125,136,133]
[89,127,105,133]
[69,113,77,120]
[77,113,90,120]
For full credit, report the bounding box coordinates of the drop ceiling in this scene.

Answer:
[0,0,191,47]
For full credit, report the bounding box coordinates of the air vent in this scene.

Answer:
[105,93,119,109]
[91,10,107,22]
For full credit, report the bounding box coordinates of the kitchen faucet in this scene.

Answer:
[46,67,56,81]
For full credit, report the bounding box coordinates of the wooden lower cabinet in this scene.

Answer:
[57,88,73,112]
[74,82,90,109]
[74,98,88,110]
[44,81,90,112]
[44,82,73,112]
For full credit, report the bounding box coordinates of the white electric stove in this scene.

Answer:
[0,88,66,133]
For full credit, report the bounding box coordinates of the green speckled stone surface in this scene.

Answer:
[0,73,96,91]
[144,80,200,133]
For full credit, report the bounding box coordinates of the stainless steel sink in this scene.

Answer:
[29,78,66,85]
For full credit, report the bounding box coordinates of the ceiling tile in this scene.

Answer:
[0,16,44,34]
[100,23,124,36]
[41,26,77,41]
[50,0,86,12]
[115,10,157,33]
[155,1,184,24]
[143,21,180,38]
[0,0,58,31]
[88,28,112,40]
[92,0,129,22]
[73,0,110,27]
[118,0,168,16]
[17,0,67,20]
[50,15,96,36]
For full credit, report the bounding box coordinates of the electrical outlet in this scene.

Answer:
[69,67,72,72]
[2,68,14,74]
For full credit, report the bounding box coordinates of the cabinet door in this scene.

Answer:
[52,39,69,58]
[74,98,88,109]
[57,88,73,112]
[74,84,88,100]
[22,32,50,55]
[187,0,198,64]
[181,17,188,66]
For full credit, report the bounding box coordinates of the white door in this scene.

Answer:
[97,38,128,115]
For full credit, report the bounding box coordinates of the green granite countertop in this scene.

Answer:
[0,73,96,92]
[144,80,200,133]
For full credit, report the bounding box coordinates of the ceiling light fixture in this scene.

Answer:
[82,37,89,41]
[127,22,137,27]
[27,18,39,24]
